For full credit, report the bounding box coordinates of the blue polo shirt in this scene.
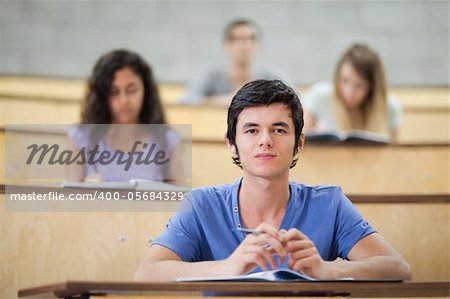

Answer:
[153,179,375,269]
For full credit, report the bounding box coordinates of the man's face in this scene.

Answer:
[231,103,300,179]
[225,24,259,64]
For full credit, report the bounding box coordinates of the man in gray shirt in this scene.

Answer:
[180,19,279,106]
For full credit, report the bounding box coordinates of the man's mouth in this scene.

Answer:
[255,153,277,160]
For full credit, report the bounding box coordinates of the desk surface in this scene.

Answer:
[1,75,449,109]
[18,280,450,298]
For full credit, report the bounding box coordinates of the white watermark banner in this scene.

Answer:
[4,124,192,212]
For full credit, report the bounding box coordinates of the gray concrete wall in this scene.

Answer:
[0,0,448,85]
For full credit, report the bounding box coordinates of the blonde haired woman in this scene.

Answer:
[304,43,402,142]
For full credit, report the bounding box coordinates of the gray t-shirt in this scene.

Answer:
[302,81,402,131]
[180,67,281,104]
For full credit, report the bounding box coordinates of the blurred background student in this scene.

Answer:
[179,18,280,106]
[67,49,182,182]
[303,43,402,142]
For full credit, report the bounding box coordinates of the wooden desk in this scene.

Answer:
[17,280,450,298]
[1,127,448,193]
[192,142,450,194]
[0,190,448,299]
[0,76,184,104]
[1,75,449,144]
[0,127,449,298]
[165,104,450,144]
[1,76,448,108]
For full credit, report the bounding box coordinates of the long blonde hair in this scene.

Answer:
[332,44,389,134]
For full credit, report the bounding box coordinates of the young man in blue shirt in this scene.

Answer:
[135,79,412,281]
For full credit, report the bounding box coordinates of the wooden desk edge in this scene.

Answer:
[346,194,450,204]
[1,75,449,110]
[18,280,450,298]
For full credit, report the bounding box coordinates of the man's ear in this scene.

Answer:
[225,135,236,154]
[298,133,305,152]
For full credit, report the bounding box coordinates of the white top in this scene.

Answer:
[302,81,403,131]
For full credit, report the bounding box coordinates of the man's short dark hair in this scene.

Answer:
[226,79,304,169]
[223,18,261,42]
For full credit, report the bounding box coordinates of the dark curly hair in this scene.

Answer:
[81,49,166,124]
[226,79,304,169]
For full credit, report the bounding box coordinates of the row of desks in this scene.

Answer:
[0,99,448,144]
[1,75,449,107]
[0,76,449,144]
[1,192,449,299]
[1,139,449,297]
[191,141,449,194]
[0,80,448,299]
[0,128,449,194]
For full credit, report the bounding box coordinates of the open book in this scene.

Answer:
[177,268,353,282]
[61,179,189,192]
[305,130,390,145]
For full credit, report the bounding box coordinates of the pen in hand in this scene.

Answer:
[233,227,287,265]
[233,227,266,236]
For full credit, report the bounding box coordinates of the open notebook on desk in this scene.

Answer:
[177,268,353,282]
[305,130,390,145]
[61,179,189,192]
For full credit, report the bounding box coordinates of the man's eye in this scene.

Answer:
[245,129,257,134]
[275,128,287,134]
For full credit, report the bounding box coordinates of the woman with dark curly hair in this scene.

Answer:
[81,49,166,125]
[67,49,183,182]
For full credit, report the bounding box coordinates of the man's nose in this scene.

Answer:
[259,131,273,147]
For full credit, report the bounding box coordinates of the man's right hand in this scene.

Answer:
[222,223,287,275]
